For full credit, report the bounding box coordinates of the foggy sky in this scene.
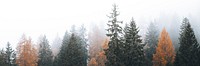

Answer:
[0,0,199,48]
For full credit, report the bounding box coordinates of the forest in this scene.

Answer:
[0,4,200,66]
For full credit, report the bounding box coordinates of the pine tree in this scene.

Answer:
[174,18,200,66]
[122,18,145,66]
[153,28,175,66]
[144,22,159,66]
[105,4,124,66]
[38,35,53,66]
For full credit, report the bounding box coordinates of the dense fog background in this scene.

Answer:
[0,0,199,50]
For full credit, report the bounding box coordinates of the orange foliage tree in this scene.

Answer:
[88,38,109,66]
[88,58,98,66]
[16,35,38,66]
[88,26,105,59]
[153,28,175,66]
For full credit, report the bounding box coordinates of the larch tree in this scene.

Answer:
[88,38,109,66]
[105,4,124,66]
[174,18,200,66]
[38,35,53,66]
[153,28,175,66]
[144,22,159,66]
[16,35,38,66]
[88,58,98,66]
[88,25,105,60]
[122,18,145,66]
[88,24,106,66]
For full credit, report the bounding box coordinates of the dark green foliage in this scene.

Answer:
[38,36,53,66]
[54,30,70,66]
[105,4,124,66]
[64,33,87,66]
[52,56,59,66]
[144,22,159,66]
[122,18,145,66]
[174,18,200,66]
[77,24,88,66]
[0,49,7,66]
[0,42,17,66]
[55,26,88,66]
[5,42,17,66]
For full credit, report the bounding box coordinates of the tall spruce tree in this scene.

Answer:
[55,30,70,66]
[144,22,159,66]
[174,18,200,66]
[64,33,87,66]
[38,35,53,66]
[77,24,88,66]
[55,26,87,66]
[123,18,145,66]
[105,4,124,66]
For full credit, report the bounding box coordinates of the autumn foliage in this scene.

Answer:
[88,38,108,66]
[16,35,38,66]
[153,28,175,66]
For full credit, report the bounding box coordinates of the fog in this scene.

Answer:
[0,0,199,49]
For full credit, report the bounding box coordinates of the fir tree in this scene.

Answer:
[77,24,88,66]
[38,35,53,66]
[174,18,200,66]
[0,49,7,66]
[64,33,87,66]
[122,18,145,66]
[144,22,159,66]
[56,26,87,66]
[56,30,70,66]
[105,4,124,66]
[5,42,17,66]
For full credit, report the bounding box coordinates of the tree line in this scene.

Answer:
[0,4,200,66]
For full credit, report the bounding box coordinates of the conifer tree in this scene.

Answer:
[55,30,70,66]
[16,35,38,66]
[0,49,7,66]
[5,42,17,66]
[56,26,87,66]
[153,28,175,66]
[144,22,159,66]
[105,4,124,66]
[64,33,87,66]
[38,35,53,66]
[174,18,200,66]
[122,18,145,66]
[77,24,88,65]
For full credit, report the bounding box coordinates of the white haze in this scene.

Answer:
[0,0,199,49]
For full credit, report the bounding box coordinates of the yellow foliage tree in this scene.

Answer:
[153,28,175,66]
[16,35,38,66]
